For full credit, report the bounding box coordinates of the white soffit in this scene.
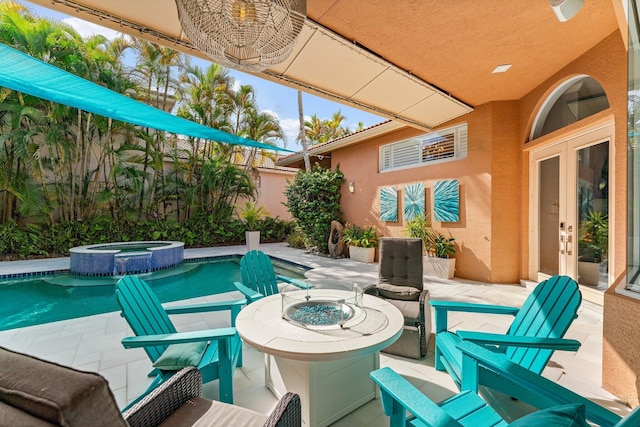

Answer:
[266,21,473,130]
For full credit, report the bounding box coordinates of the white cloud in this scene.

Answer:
[62,17,122,41]
[280,117,302,149]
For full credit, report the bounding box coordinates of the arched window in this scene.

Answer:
[530,76,609,140]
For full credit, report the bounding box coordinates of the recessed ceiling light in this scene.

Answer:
[492,64,512,73]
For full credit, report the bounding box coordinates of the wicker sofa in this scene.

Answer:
[0,346,301,427]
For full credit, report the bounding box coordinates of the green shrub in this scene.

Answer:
[342,224,378,248]
[0,215,294,259]
[284,166,345,253]
[285,226,307,249]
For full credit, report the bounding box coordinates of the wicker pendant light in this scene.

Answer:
[175,0,306,72]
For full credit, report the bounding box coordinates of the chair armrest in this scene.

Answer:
[277,275,313,289]
[430,300,520,315]
[456,331,581,351]
[457,340,622,427]
[164,298,246,315]
[121,327,237,348]
[123,367,202,427]
[264,392,301,427]
[431,300,519,333]
[234,281,264,303]
[362,284,379,296]
[370,367,460,427]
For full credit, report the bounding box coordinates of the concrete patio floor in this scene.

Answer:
[0,243,633,425]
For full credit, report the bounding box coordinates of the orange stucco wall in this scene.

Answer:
[603,283,640,407]
[333,102,521,283]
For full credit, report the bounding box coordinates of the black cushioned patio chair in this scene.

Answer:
[365,237,430,359]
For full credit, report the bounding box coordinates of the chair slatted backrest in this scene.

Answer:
[115,275,176,362]
[504,275,581,373]
[240,250,280,297]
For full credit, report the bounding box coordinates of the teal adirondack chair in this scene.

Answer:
[233,250,311,387]
[234,250,311,302]
[431,275,582,393]
[115,275,246,407]
[370,340,640,427]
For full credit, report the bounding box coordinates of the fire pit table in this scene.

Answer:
[236,279,403,427]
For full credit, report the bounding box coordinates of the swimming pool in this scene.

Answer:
[0,257,307,331]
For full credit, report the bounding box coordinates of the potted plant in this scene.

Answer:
[342,223,378,263]
[239,201,269,251]
[577,211,608,286]
[405,214,456,279]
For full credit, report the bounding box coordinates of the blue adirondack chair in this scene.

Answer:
[234,250,311,302]
[370,340,640,427]
[115,275,246,407]
[431,275,582,393]
[233,250,311,386]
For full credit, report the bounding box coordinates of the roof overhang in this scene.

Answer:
[277,120,405,167]
[26,0,473,131]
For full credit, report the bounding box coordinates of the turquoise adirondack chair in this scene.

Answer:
[115,275,246,406]
[370,340,640,427]
[431,275,582,394]
[234,250,311,302]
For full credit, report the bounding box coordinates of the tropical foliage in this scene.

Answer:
[578,210,608,263]
[239,201,269,231]
[284,166,345,253]
[342,224,378,248]
[0,1,291,257]
[303,110,363,145]
[405,213,456,258]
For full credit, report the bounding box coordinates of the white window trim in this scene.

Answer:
[379,123,467,172]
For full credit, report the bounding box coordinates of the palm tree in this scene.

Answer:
[240,110,284,172]
[228,84,258,163]
[297,90,311,170]
[304,114,326,144]
[177,62,235,218]
[129,40,185,217]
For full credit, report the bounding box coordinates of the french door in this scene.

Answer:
[529,127,612,290]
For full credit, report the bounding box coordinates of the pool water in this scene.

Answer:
[0,259,306,331]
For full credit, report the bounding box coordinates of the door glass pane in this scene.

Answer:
[576,142,609,289]
[539,157,560,276]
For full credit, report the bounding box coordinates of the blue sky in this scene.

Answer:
[18,1,385,151]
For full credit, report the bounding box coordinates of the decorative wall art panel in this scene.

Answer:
[404,183,425,221]
[380,186,398,221]
[434,180,459,222]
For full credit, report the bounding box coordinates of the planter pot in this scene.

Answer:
[245,231,260,252]
[424,256,456,279]
[349,246,376,263]
[578,261,600,286]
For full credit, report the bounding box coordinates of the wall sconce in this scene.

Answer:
[548,0,583,22]
[348,181,355,193]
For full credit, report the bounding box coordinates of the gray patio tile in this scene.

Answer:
[27,332,83,355]
[125,358,154,403]
[100,363,128,393]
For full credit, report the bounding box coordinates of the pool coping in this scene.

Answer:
[0,248,311,281]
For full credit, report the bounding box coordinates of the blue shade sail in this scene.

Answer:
[0,43,291,152]
[404,183,425,221]
[380,186,398,221]
[434,179,459,222]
